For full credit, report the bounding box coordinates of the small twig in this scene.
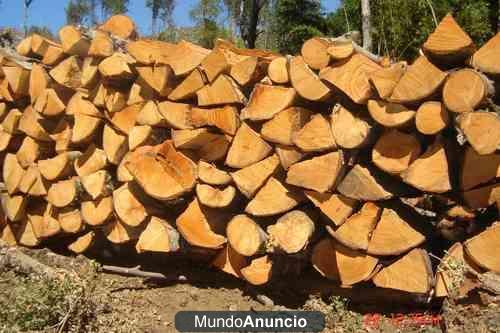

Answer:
[101,264,187,282]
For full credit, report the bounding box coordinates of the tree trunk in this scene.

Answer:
[361,0,372,52]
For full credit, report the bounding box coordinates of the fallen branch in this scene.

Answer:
[0,240,61,279]
[101,264,188,282]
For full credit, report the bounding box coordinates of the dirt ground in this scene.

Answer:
[1,245,499,332]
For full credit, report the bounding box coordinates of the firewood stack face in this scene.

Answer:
[1,14,499,298]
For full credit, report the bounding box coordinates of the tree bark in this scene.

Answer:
[361,0,372,52]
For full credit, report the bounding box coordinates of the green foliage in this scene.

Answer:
[66,0,90,25]
[275,0,326,54]
[101,0,129,15]
[146,0,175,34]
[190,0,228,48]
[326,0,495,61]
[27,25,55,40]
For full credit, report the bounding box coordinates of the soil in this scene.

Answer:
[1,244,499,332]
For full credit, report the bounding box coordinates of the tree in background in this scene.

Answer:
[27,26,55,40]
[361,0,372,51]
[146,0,175,36]
[66,0,91,25]
[326,0,495,60]
[23,0,35,36]
[222,0,241,40]
[190,0,228,48]
[101,0,129,17]
[275,0,326,54]
[238,0,268,48]
[88,0,99,25]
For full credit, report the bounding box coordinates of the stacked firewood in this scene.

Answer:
[0,13,498,299]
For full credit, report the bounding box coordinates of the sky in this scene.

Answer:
[0,0,340,36]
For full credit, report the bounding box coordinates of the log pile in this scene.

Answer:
[0,13,499,300]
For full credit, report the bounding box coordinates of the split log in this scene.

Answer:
[267,210,315,254]
[168,68,206,101]
[422,13,474,62]
[102,124,128,165]
[337,165,402,201]
[198,161,231,186]
[27,203,60,239]
[225,122,272,169]
[199,49,230,83]
[229,56,267,87]
[330,202,381,251]
[28,63,49,103]
[15,219,40,247]
[315,238,379,286]
[47,177,81,208]
[292,114,336,152]
[464,223,500,273]
[33,88,67,117]
[226,214,267,257]
[49,56,82,89]
[212,244,247,278]
[327,41,354,61]
[196,74,246,106]
[126,140,197,201]
[136,101,166,127]
[157,101,192,130]
[88,30,113,58]
[390,56,447,104]
[330,104,373,149]
[126,40,176,65]
[230,154,280,199]
[301,37,331,70]
[135,217,180,253]
[128,125,164,150]
[190,105,240,135]
[372,129,421,175]
[136,65,175,97]
[104,219,141,244]
[457,111,500,155]
[460,146,499,191]
[442,69,491,113]
[81,196,113,226]
[58,207,84,233]
[113,183,148,227]
[68,231,95,254]
[72,114,102,144]
[162,40,210,76]
[2,65,30,96]
[16,136,50,168]
[196,184,236,208]
[59,25,90,56]
[401,139,452,193]
[38,151,81,181]
[367,208,425,256]
[241,84,296,121]
[18,165,49,196]
[172,129,229,161]
[368,62,406,100]
[175,198,227,249]
[99,14,137,39]
[305,191,358,227]
[74,144,108,177]
[261,107,311,146]
[0,224,17,246]
[98,53,135,82]
[471,32,500,75]
[108,103,143,135]
[320,54,381,104]
[1,194,27,222]
[240,255,272,286]
[2,108,22,134]
[18,106,53,142]
[311,238,340,281]
[372,248,433,294]
[81,57,100,88]
[286,151,343,193]
[415,101,449,135]
[127,80,155,105]
[245,177,305,217]
[104,87,126,112]
[267,57,289,84]
[275,144,305,170]
[289,56,330,101]
[3,153,26,194]
[367,100,416,128]
[81,170,112,199]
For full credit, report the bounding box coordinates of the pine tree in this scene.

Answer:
[101,0,129,17]
[66,0,91,25]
